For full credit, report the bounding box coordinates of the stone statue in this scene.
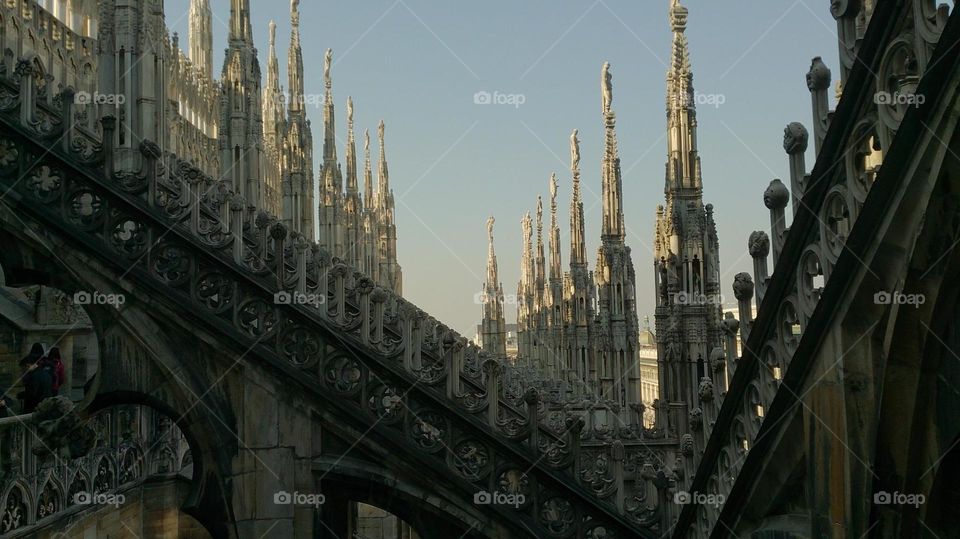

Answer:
[378,120,385,146]
[291,0,300,12]
[601,62,613,113]
[550,173,558,203]
[324,48,333,85]
[570,129,580,171]
[269,20,276,45]
[347,96,354,124]
[487,216,495,244]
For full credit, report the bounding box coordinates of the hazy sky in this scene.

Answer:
[165,0,839,337]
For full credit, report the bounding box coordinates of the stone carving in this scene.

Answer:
[732,272,754,301]
[783,122,809,154]
[806,56,832,91]
[763,179,790,210]
[601,62,613,113]
[31,397,96,460]
[748,230,770,258]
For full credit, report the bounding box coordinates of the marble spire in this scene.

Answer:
[189,0,213,77]
[345,97,358,196]
[229,0,253,44]
[569,129,587,267]
[600,62,625,241]
[288,0,305,116]
[364,129,374,206]
[549,173,562,281]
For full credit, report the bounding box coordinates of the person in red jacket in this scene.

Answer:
[41,347,67,395]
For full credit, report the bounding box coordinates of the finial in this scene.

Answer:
[268,20,276,46]
[364,129,370,154]
[347,96,354,126]
[324,49,333,88]
[536,196,543,232]
[601,62,613,114]
[487,216,495,245]
[378,120,386,154]
[291,0,300,13]
[670,0,689,33]
[550,173,558,203]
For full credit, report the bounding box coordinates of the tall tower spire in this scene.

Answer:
[364,129,374,205]
[288,0,304,116]
[345,98,358,195]
[600,62,626,241]
[549,174,562,281]
[229,0,253,44]
[263,20,283,151]
[375,120,402,294]
[535,195,546,300]
[317,48,343,255]
[655,0,723,428]
[517,212,536,365]
[220,0,264,208]
[189,0,213,77]
[481,217,508,360]
[377,120,390,199]
[569,129,587,267]
[665,0,702,194]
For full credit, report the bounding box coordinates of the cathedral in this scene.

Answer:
[101,0,402,292]
[483,0,713,433]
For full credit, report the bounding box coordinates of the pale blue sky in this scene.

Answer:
[165,0,839,336]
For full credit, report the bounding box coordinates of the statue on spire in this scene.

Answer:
[550,173,558,207]
[291,0,299,12]
[324,49,333,87]
[570,129,581,172]
[347,96,354,125]
[269,20,276,46]
[378,120,386,152]
[487,216,495,245]
[602,62,613,114]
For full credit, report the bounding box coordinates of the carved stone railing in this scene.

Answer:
[0,405,189,537]
[673,1,952,536]
[0,60,656,538]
